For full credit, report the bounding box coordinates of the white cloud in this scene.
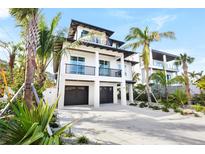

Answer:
[0,8,10,19]
[107,10,135,20]
[151,15,176,30]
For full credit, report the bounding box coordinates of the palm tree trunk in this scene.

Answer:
[145,68,152,103]
[37,65,46,87]
[24,48,35,109]
[165,85,168,101]
[9,54,15,82]
[183,63,191,103]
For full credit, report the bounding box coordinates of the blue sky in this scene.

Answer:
[0,8,205,73]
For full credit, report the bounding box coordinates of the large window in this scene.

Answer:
[99,60,110,76]
[70,56,85,74]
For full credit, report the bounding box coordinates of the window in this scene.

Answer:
[70,56,85,74]
[99,60,110,76]
[81,30,89,38]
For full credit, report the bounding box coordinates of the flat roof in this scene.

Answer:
[68,19,114,39]
[152,49,178,58]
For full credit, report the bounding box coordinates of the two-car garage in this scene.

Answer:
[64,85,113,106]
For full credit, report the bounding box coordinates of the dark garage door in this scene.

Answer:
[64,86,88,106]
[100,86,113,104]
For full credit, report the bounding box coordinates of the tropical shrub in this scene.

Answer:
[76,136,89,144]
[195,76,205,90]
[168,89,188,107]
[191,93,205,106]
[0,100,72,145]
[192,104,205,113]
[161,107,169,112]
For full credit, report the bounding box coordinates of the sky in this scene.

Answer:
[0,8,205,73]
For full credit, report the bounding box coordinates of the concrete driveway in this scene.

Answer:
[58,104,205,145]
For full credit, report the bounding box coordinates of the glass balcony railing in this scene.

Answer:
[152,60,178,71]
[65,64,95,75]
[65,64,122,77]
[99,67,122,77]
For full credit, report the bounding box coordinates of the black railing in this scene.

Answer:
[99,67,122,77]
[65,64,95,75]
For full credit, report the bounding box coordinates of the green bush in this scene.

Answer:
[174,108,182,113]
[76,136,89,144]
[192,93,205,106]
[0,100,73,145]
[192,104,205,113]
[168,89,188,106]
[161,107,169,112]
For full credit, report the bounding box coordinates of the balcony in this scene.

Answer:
[152,60,178,71]
[65,64,122,77]
[65,64,95,75]
[99,67,122,77]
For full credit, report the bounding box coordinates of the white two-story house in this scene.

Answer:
[56,19,137,108]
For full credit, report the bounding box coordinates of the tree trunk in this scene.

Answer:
[37,65,46,87]
[24,49,35,109]
[165,85,168,101]
[183,63,191,102]
[145,68,151,103]
[9,54,15,82]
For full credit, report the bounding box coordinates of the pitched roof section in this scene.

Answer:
[68,19,114,39]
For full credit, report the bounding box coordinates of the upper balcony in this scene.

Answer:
[65,64,122,77]
[152,60,178,71]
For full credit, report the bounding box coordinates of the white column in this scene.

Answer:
[128,84,134,103]
[58,55,66,109]
[94,80,100,108]
[120,54,127,106]
[94,51,100,108]
[113,83,118,104]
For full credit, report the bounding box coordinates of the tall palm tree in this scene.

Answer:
[0,41,23,82]
[9,8,39,109]
[124,27,175,103]
[174,53,194,99]
[36,13,61,87]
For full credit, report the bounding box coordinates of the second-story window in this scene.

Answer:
[70,56,85,74]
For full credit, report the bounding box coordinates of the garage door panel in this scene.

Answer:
[64,86,88,106]
[100,86,113,104]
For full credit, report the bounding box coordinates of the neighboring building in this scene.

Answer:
[139,49,179,83]
[56,19,138,108]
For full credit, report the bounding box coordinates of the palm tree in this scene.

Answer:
[9,8,39,109]
[36,13,61,87]
[150,70,170,101]
[188,71,199,83]
[0,41,23,82]
[174,53,194,99]
[124,27,175,103]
